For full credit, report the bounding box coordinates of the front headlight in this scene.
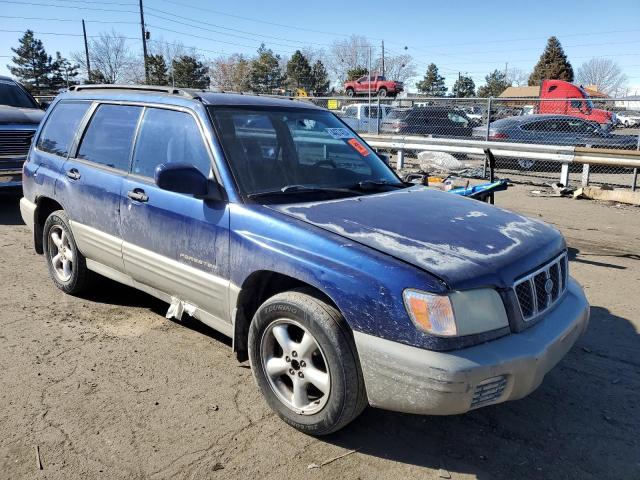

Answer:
[403,288,509,337]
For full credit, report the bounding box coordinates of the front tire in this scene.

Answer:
[377,87,387,97]
[248,289,367,435]
[345,88,355,97]
[43,210,92,294]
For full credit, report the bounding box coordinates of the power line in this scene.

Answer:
[0,0,137,13]
[151,0,384,41]
[0,14,139,25]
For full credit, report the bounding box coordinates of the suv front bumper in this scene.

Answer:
[354,277,589,415]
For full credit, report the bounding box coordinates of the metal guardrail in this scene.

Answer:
[361,133,640,188]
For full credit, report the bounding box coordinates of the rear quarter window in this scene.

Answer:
[36,101,91,157]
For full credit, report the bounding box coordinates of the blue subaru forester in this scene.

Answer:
[20,85,589,434]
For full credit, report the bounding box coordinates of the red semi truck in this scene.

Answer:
[533,80,614,128]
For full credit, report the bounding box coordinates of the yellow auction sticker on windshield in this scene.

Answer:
[347,138,370,157]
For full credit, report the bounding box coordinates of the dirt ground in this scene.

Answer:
[0,185,638,480]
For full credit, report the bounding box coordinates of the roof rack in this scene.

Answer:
[68,84,197,98]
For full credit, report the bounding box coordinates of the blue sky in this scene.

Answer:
[1,0,639,93]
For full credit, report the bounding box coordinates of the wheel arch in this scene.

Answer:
[231,270,346,362]
[33,196,65,254]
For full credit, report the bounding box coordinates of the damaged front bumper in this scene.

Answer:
[353,277,589,415]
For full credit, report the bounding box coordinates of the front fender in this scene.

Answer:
[228,203,449,349]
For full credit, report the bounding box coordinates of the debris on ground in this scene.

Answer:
[35,445,42,470]
[417,151,464,171]
[574,186,640,205]
[307,448,359,469]
[438,467,452,478]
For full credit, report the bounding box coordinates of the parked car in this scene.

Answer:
[344,75,403,97]
[381,106,475,137]
[616,111,640,127]
[461,105,483,121]
[21,85,589,435]
[338,103,393,132]
[472,114,638,169]
[0,75,45,188]
[473,114,638,148]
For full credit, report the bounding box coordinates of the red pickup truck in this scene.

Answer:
[344,75,403,97]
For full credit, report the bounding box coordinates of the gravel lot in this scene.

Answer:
[0,185,638,480]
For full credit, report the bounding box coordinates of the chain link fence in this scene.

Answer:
[302,95,640,190]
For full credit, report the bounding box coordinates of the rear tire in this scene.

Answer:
[248,288,367,435]
[43,210,92,294]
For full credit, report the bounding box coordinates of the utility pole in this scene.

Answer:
[456,71,461,97]
[139,0,150,84]
[381,40,385,77]
[82,19,91,83]
[504,62,508,80]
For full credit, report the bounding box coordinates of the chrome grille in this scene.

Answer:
[0,130,35,157]
[513,252,568,322]
[471,376,507,408]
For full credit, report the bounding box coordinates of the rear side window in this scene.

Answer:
[77,104,142,171]
[37,101,90,157]
[131,108,211,178]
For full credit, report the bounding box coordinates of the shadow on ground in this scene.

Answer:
[319,305,639,479]
[0,189,23,225]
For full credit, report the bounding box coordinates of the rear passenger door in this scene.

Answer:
[57,103,142,271]
[119,106,231,328]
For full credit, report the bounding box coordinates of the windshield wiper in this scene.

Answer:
[356,179,407,190]
[247,184,364,199]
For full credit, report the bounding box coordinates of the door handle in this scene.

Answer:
[66,168,81,180]
[127,188,149,202]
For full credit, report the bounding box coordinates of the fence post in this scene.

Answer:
[483,97,492,178]
[376,96,380,135]
[634,130,640,191]
[581,163,590,187]
[396,149,405,170]
[560,162,570,186]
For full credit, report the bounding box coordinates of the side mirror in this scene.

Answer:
[155,163,223,200]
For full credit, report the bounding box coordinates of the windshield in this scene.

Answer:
[209,106,401,198]
[578,87,595,110]
[0,79,39,109]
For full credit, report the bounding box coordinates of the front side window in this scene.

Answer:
[210,107,399,196]
[131,108,211,179]
[36,101,91,157]
[77,104,142,171]
[448,112,470,127]
[0,79,38,109]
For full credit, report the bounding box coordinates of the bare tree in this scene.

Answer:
[328,35,376,83]
[506,67,529,87]
[148,38,198,86]
[374,53,416,83]
[73,30,137,84]
[577,58,628,96]
[209,53,251,91]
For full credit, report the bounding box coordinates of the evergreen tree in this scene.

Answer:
[172,55,209,89]
[147,54,169,85]
[477,70,511,97]
[8,30,52,92]
[49,52,79,90]
[452,74,475,97]
[248,44,282,93]
[310,60,330,95]
[346,66,368,81]
[528,36,574,86]
[416,63,447,96]
[285,50,312,90]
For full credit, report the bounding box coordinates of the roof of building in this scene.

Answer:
[498,86,541,98]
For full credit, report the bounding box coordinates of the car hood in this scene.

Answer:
[0,105,44,125]
[270,187,565,289]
